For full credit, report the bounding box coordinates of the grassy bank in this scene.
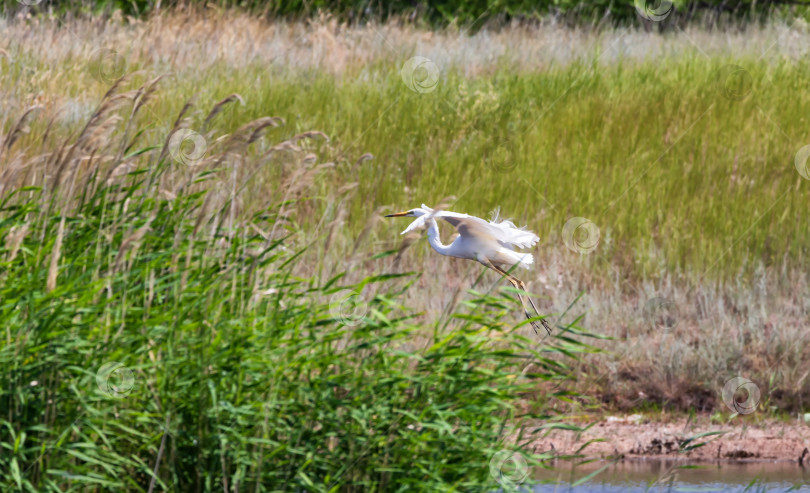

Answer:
[2,12,810,487]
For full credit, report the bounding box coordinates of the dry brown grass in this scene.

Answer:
[1,10,809,68]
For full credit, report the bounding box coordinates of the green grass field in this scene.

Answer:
[5,16,808,281]
[2,10,809,492]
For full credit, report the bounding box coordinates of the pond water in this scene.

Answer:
[530,460,810,492]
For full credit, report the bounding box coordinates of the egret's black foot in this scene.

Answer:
[526,313,549,336]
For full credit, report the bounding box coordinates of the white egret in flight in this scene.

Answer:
[386,204,551,334]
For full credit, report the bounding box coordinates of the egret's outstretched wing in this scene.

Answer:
[433,210,539,250]
[486,209,539,249]
[400,215,429,235]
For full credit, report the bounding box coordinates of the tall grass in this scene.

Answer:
[3,13,807,282]
[0,78,597,491]
[3,11,810,424]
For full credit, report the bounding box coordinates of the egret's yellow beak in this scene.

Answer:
[385,211,410,218]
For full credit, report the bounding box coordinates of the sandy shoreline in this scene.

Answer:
[530,415,810,464]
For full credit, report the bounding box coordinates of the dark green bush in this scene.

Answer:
[3,0,809,27]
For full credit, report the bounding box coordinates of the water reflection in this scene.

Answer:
[533,460,810,492]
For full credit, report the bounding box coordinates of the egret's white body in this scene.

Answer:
[386,204,550,334]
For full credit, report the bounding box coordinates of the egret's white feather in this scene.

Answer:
[400,215,429,235]
[400,207,538,251]
[430,210,539,250]
[385,203,550,334]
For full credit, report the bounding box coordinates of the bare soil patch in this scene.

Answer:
[531,415,810,463]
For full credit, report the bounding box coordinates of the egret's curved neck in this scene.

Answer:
[425,219,453,256]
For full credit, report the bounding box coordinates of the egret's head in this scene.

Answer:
[384,207,427,219]
[385,204,434,234]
